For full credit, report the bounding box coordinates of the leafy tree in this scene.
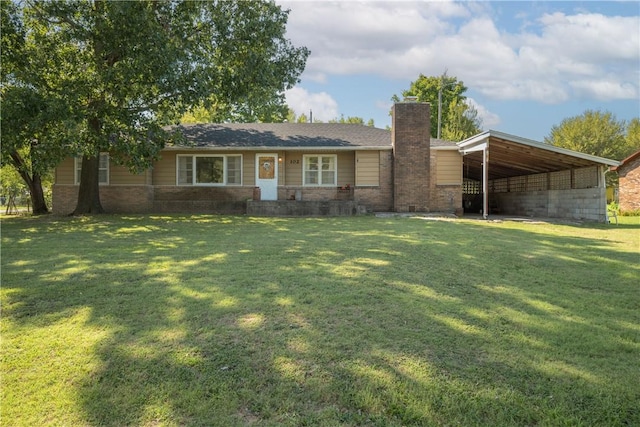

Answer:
[544,110,637,160]
[181,94,291,124]
[392,73,482,140]
[328,115,375,126]
[180,103,219,125]
[0,162,53,211]
[1,1,73,214]
[10,0,308,214]
[625,118,640,157]
[441,99,481,142]
[295,113,310,123]
[0,87,71,214]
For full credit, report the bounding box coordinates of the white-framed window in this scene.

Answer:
[75,153,109,185]
[303,155,337,186]
[177,154,242,186]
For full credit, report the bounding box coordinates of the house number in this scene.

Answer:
[289,159,300,164]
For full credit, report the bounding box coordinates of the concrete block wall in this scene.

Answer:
[494,187,607,221]
[548,188,607,221]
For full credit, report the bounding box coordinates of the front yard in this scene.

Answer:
[1,214,638,426]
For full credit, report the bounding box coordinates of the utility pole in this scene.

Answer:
[437,70,452,140]
[437,83,443,139]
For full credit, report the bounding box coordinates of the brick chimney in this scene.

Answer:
[392,100,431,212]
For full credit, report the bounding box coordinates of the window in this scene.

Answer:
[75,153,109,185]
[177,154,242,186]
[303,155,336,186]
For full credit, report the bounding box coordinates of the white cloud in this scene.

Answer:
[569,79,639,101]
[279,1,639,104]
[466,98,500,130]
[285,87,339,121]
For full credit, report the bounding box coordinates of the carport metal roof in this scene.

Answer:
[458,130,620,182]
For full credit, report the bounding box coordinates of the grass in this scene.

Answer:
[1,214,639,426]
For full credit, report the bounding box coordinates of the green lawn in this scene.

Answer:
[2,214,639,426]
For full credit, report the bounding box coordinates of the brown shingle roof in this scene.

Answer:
[611,149,640,172]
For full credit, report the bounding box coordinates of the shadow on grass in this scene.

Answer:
[2,215,639,426]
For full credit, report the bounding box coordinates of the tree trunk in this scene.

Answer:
[9,151,49,215]
[28,174,49,214]
[73,111,105,215]
[73,154,104,214]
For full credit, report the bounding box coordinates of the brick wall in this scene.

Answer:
[101,186,154,213]
[52,185,155,215]
[274,150,394,212]
[153,186,251,213]
[52,185,78,215]
[429,150,462,212]
[617,155,640,213]
[430,185,462,212]
[392,102,431,212]
[354,150,394,211]
[278,186,341,202]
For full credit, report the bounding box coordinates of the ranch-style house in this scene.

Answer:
[53,100,619,221]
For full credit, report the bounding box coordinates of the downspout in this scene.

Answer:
[483,147,488,219]
[600,165,608,223]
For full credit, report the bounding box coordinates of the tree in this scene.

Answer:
[544,110,638,160]
[1,1,73,214]
[625,118,640,156]
[0,86,71,214]
[392,73,482,140]
[441,99,481,142]
[328,115,375,126]
[13,0,308,214]
[285,111,375,126]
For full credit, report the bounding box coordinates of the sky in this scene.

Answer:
[277,0,640,141]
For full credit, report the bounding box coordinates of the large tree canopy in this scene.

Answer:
[544,110,639,161]
[1,1,74,213]
[392,73,482,141]
[3,0,309,214]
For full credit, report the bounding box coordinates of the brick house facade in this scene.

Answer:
[52,100,616,220]
[53,101,464,216]
[613,150,640,213]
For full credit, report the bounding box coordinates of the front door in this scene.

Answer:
[255,153,278,200]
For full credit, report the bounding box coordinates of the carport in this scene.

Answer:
[457,131,620,222]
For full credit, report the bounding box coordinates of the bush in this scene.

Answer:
[620,209,640,216]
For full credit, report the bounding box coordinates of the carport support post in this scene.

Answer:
[482,147,488,219]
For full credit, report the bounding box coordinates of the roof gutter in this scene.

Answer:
[162,145,393,152]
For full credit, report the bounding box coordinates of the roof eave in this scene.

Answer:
[458,130,620,167]
[163,145,393,151]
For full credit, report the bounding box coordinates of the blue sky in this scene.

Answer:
[278,1,639,141]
